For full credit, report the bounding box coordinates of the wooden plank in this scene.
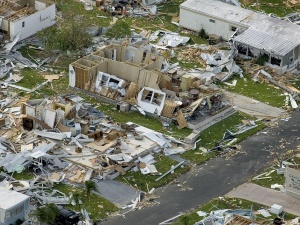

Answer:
[176,110,187,129]
[86,139,117,152]
[43,75,60,81]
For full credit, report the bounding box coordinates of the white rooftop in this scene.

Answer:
[0,187,29,210]
[180,0,300,55]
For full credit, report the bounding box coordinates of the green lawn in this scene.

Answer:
[220,74,286,108]
[19,68,45,89]
[241,0,300,17]
[251,168,285,188]
[12,169,35,180]
[172,197,296,225]
[181,112,266,164]
[117,155,190,192]
[17,69,71,99]
[252,154,300,188]
[56,0,111,27]
[54,183,118,221]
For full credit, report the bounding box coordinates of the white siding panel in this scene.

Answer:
[179,8,238,40]
[9,4,56,41]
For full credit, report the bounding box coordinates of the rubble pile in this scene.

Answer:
[240,60,300,89]
[177,45,218,68]
[69,43,237,130]
[83,0,163,17]
[0,94,193,185]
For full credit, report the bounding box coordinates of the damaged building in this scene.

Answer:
[69,44,233,129]
[179,0,300,73]
[0,0,55,41]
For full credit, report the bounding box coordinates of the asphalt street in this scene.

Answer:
[100,111,300,225]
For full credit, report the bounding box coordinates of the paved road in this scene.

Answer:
[100,111,300,225]
[226,183,300,216]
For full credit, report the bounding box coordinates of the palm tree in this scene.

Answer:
[29,203,59,225]
[84,181,96,199]
[73,191,82,210]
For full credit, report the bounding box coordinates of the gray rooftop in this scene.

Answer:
[234,27,299,56]
[180,0,300,55]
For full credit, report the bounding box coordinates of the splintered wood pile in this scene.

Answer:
[286,0,300,7]
[177,45,218,68]
[239,59,299,85]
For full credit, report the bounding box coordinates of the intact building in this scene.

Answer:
[0,187,30,225]
[179,0,300,73]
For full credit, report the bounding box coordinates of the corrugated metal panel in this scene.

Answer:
[233,28,298,56]
[180,0,300,49]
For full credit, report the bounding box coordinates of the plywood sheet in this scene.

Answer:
[176,110,187,129]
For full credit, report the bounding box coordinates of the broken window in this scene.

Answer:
[112,49,116,60]
[142,90,152,102]
[0,29,7,34]
[142,51,147,63]
[101,75,109,85]
[230,26,237,32]
[152,93,164,106]
[209,19,215,23]
[270,56,281,66]
[22,21,25,28]
[237,44,247,55]
[247,47,254,57]
[23,118,34,131]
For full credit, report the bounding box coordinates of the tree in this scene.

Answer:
[38,14,92,52]
[29,203,59,225]
[105,20,131,39]
[73,191,82,211]
[199,28,208,39]
[84,181,97,199]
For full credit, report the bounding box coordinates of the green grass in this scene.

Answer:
[241,0,300,17]
[56,0,111,27]
[117,155,190,192]
[16,69,71,99]
[18,45,42,60]
[181,112,266,164]
[220,74,286,108]
[251,167,285,188]
[54,183,118,221]
[19,68,45,89]
[252,154,300,188]
[292,80,300,90]
[172,197,296,225]
[11,169,35,180]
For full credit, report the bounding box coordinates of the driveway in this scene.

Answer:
[226,183,300,216]
[224,91,286,118]
[100,110,300,225]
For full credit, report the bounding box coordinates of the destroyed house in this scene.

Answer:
[69,44,164,91]
[69,44,174,116]
[179,0,300,72]
[69,44,231,128]
[0,0,55,41]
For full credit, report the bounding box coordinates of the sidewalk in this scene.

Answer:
[226,183,300,216]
